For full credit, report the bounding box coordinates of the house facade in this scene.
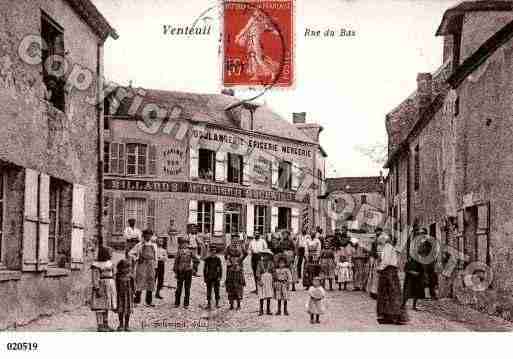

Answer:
[0,0,116,329]
[103,88,327,245]
[384,1,513,318]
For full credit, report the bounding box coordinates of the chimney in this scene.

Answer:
[416,73,432,113]
[292,112,306,124]
[221,88,235,96]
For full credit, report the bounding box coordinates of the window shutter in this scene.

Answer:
[214,201,224,236]
[271,161,279,189]
[37,173,50,271]
[190,147,199,179]
[242,155,250,186]
[246,203,254,237]
[291,207,300,234]
[149,145,157,175]
[22,168,39,272]
[110,142,118,174]
[271,206,279,233]
[71,184,86,270]
[215,151,227,182]
[476,202,490,265]
[188,200,198,224]
[291,162,300,191]
[104,194,113,235]
[147,199,156,232]
[118,143,125,175]
[113,197,124,234]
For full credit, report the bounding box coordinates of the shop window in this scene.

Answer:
[361,195,367,204]
[414,145,420,191]
[278,207,291,231]
[199,149,215,181]
[0,171,5,265]
[197,201,214,234]
[225,203,242,235]
[113,197,124,234]
[147,199,156,231]
[48,178,70,266]
[254,205,267,236]
[227,153,243,184]
[124,198,146,230]
[41,12,66,112]
[126,143,148,176]
[278,161,292,190]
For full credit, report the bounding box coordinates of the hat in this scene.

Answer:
[261,249,273,256]
[142,229,154,237]
[350,237,358,244]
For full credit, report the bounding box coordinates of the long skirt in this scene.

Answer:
[403,272,426,300]
[135,260,156,291]
[283,250,298,284]
[225,269,245,301]
[352,257,368,289]
[377,266,408,323]
[258,272,274,299]
[366,258,379,295]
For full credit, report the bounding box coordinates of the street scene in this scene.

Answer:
[2,0,513,338]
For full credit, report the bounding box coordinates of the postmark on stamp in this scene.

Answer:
[222,0,294,89]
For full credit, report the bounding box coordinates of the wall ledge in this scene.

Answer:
[0,270,22,282]
[45,268,71,278]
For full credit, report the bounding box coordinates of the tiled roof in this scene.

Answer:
[109,86,317,144]
[66,0,118,40]
[326,177,384,194]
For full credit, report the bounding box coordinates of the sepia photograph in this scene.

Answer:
[1,0,513,353]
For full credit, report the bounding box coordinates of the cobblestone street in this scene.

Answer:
[16,254,513,332]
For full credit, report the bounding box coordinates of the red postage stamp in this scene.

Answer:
[222,0,294,88]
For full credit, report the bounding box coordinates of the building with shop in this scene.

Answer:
[0,1,117,329]
[103,88,327,246]
[384,1,513,318]
[322,176,385,233]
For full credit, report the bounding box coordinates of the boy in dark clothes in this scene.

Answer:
[203,244,223,309]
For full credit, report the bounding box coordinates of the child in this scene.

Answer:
[274,256,293,316]
[155,237,168,299]
[90,246,117,332]
[116,259,134,331]
[256,249,274,316]
[173,237,199,309]
[203,244,223,309]
[306,277,326,324]
[225,242,246,310]
[336,256,354,291]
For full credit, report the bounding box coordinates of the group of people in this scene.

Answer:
[89,218,439,331]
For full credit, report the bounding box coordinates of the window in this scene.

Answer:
[49,179,66,264]
[361,195,367,204]
[0,171,5,264]
[254,205,267,236]
[199,149,215,181]
[41,13,65,112]
[278,207,291,231]
[225,203,242,235]
[126,143,148,176]
[278,161,292,190]
[104,142,110,174]
[125,198,146,230]
[108,143,125,175]
[227,153,243,184]
[147,199,156,231]
[197,201,214,234]
[414,145,420,191]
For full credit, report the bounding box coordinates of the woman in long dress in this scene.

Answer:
[351,240,369,291]
[376,235,409,325]
[366,241,379,299]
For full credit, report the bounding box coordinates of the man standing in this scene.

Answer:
[129,229,158,307]
[174,237,199,308]
[248,233,268,294]
[187,225,202,276]
[296,229,310,279]
[123,218,142,248]
[155,237,167,299]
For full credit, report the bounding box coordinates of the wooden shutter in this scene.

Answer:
[271,206,278,232]
[37,173,50,271]
[476,202,490,265]
[242,155,250,186]
[246,203,254,237]
[291,207,300,234]
[147,199,156,231]
[271,161,279,189]
[291,162,300,191]
[118,143,125,175]
[110,142,118,174]
[214,201,224,236]
[71,184,86,270]
[104,194,113,235]
[190,147,199,179]
[188,200,198,224]
[215,151,227,182]
[22,168,39,271]
[149,145,157,175]
[113,197,124,234]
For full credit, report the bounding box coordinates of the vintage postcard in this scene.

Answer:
[1,0,513,356]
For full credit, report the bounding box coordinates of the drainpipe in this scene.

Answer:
[96,39,106,256]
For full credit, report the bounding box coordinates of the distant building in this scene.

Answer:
[0,0,116,329]
[103,87,327,245]
[384,1,513,317]
[322,176,385,233]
